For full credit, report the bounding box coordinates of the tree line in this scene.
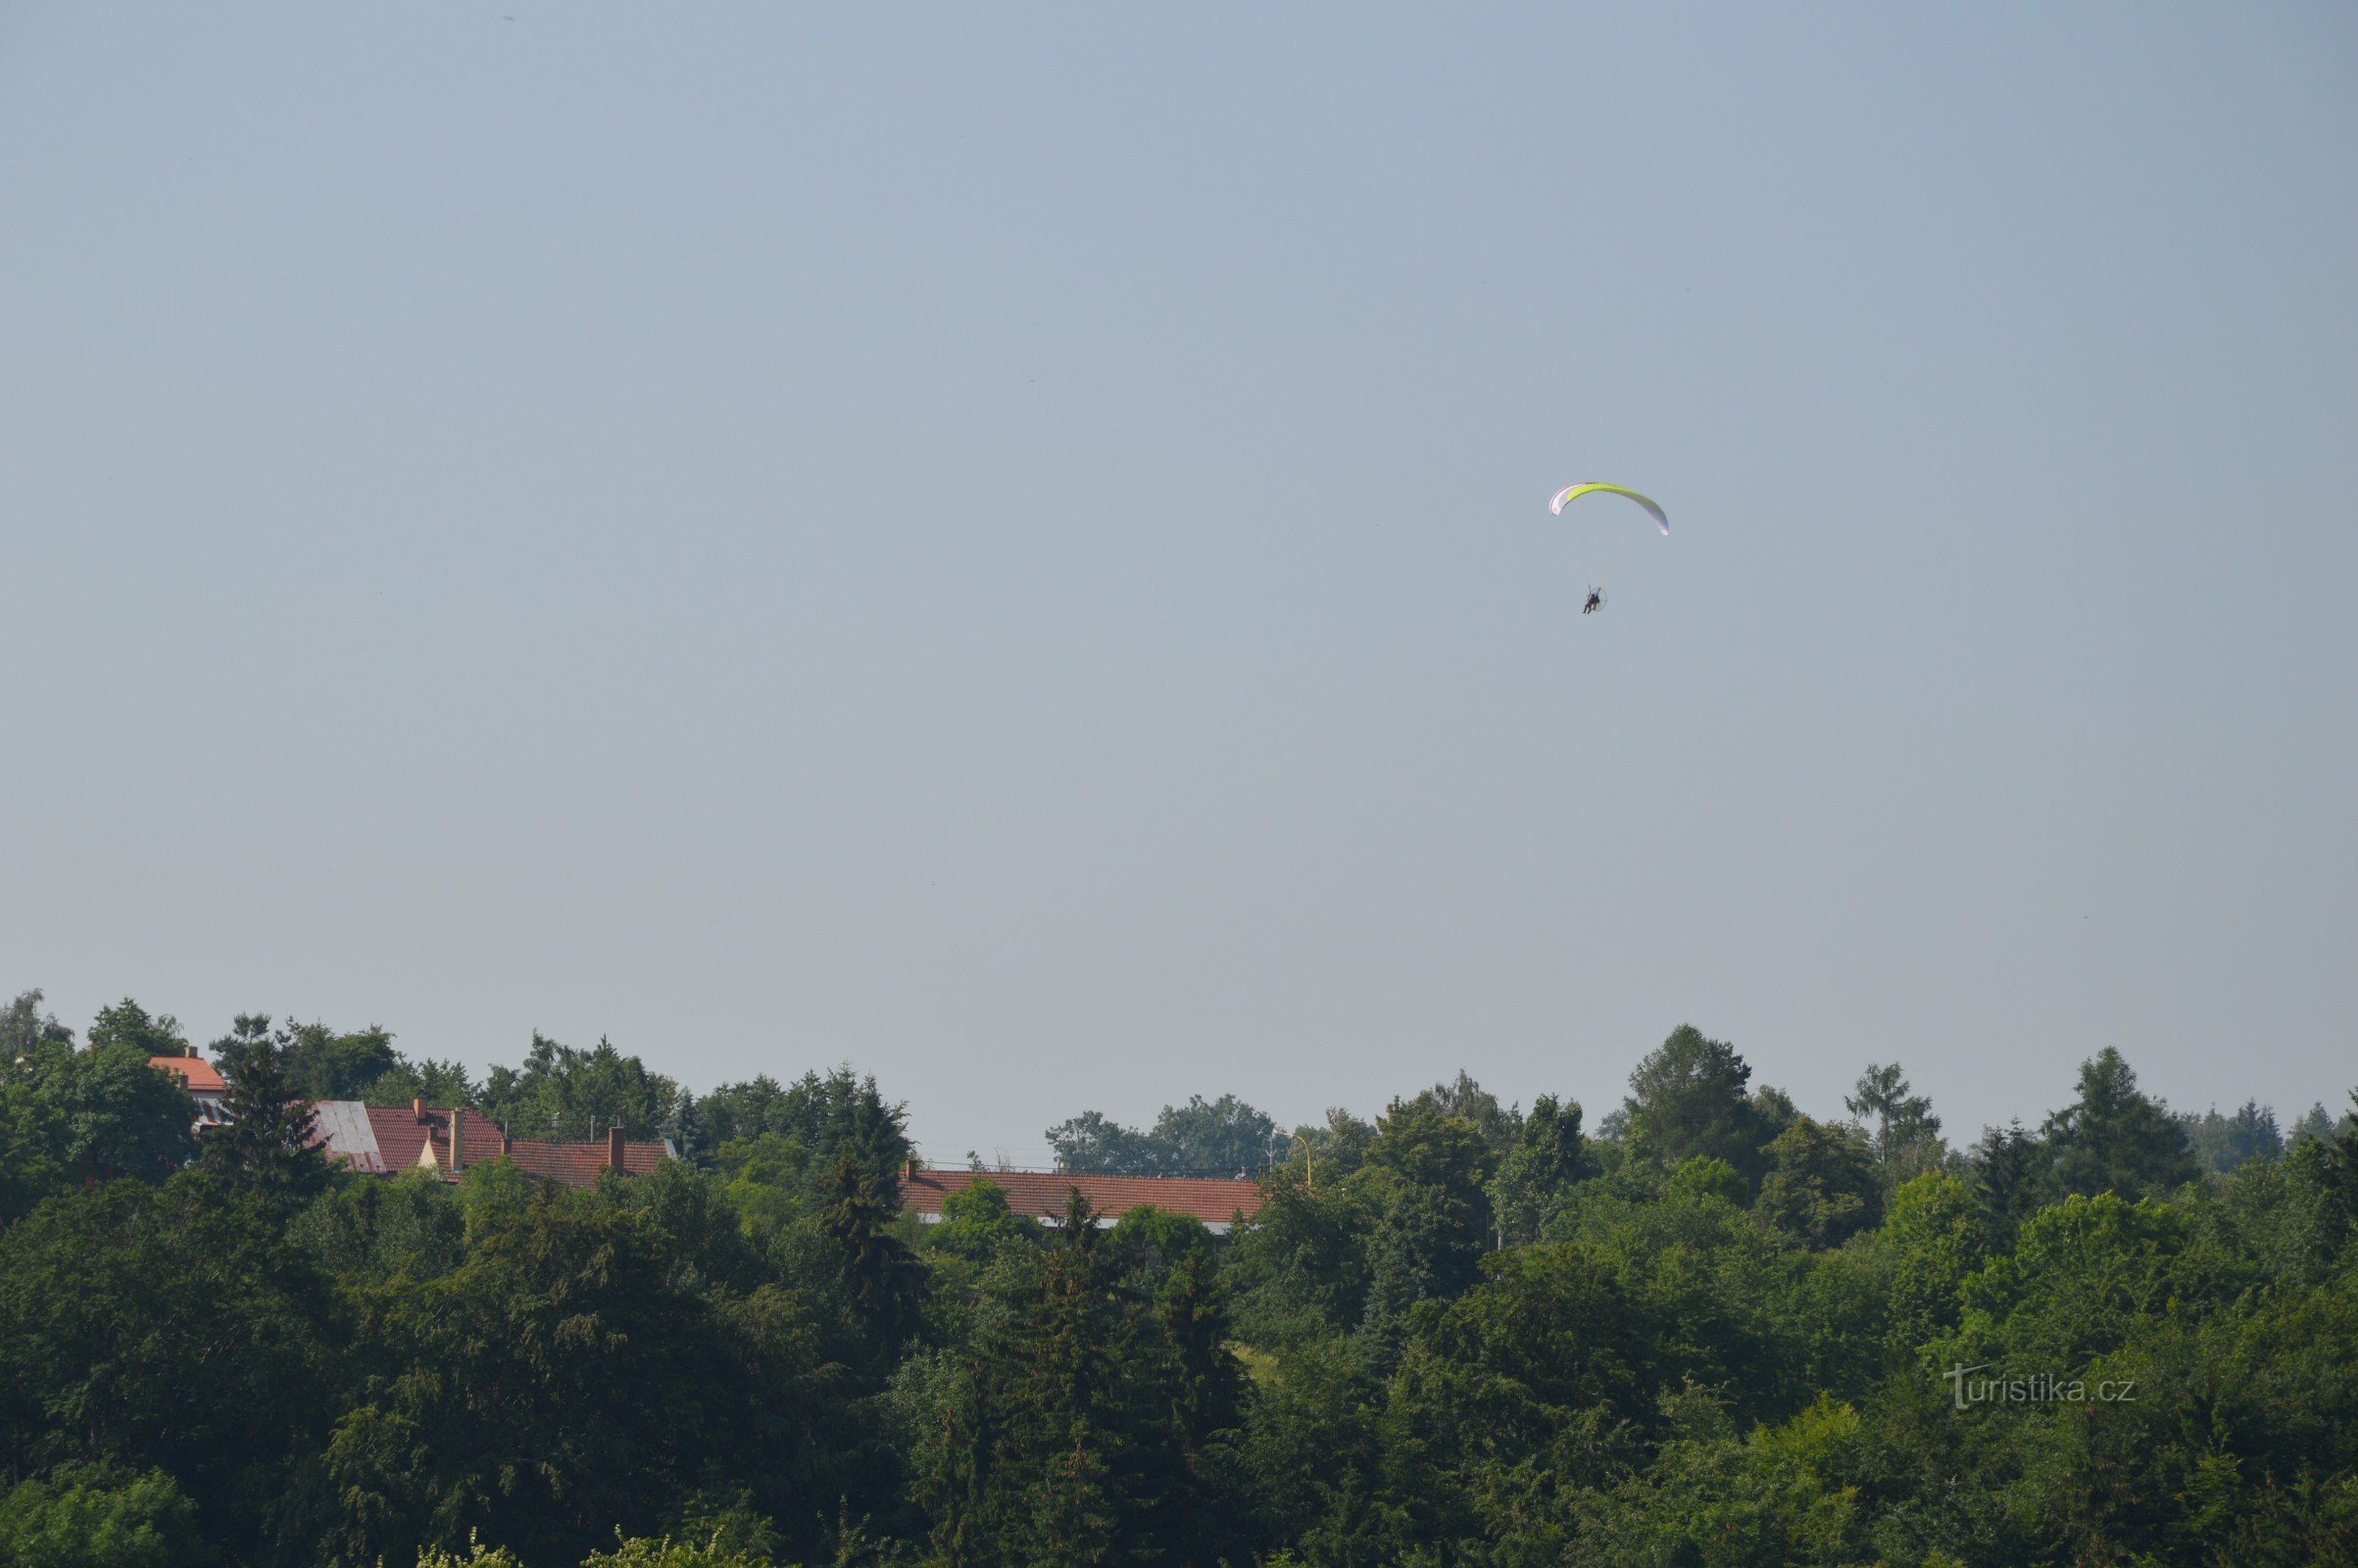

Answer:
[2,991,2355,1566]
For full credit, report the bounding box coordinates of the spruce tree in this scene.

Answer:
[199,1015,330,1204]
[816,1154,922,1360]
[1000,1189,1133,1567]
[2043,1048,2199,1200]
[1969,1120,2052,1244]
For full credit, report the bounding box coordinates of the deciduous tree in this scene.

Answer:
[1623,1025,1778,1189]
[1754,1115,1882,1249]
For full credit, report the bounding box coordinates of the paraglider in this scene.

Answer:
[1550,482,1666,615]
[1548,482,1668,534]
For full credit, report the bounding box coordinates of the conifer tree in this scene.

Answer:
[2043,1048,2199,1200]
[1000,1189,1133,1567]
[199,1015,329,1204]
[1157,1250,1243,1456]
[1969,1119,2051,1244]
[816,1154,922,1359]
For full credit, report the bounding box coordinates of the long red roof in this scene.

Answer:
[903,1167,1262,1229]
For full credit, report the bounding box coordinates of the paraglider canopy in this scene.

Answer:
[1548,482,1669,535]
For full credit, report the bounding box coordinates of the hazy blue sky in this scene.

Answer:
[4,4,2352,1162]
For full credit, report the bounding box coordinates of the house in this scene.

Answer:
[148,1051,229,1132]
[311,1100,670,1190]
[900,1166,1264,1235]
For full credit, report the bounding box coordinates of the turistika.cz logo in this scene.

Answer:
[1946,1363,2137,1410]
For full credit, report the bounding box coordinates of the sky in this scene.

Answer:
[3,4,2353,1164]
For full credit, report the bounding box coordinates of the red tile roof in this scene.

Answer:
[903,1168,1263,1230]
[315,1102,668,1189]
[495,1133,670,1188]
[149,1054,225,1095]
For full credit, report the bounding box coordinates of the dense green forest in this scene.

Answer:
[2,990,2354,1567]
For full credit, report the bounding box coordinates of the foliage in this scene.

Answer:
[1107,1203,1214,1281]
[815,1156,924,1362]
[1752,1114,1882,1249]
[0,1030,195,1194]
[414,1538,526,1568]
[1226,1177,1376,1347]
[1489,1092,1587,1244]
[1968,1119,2051,1245]
[1270,1106,1377,1188]
[671,1487,787,1562]
[1392,1070,1522,1161]
[1146,1093,1280,1175]
[1039,1108,1154,1175]
[0,990,75,1056]
[0,1176,342,1562]
[1046,1093,1278,1176]
[579,1533,778,1566]
[896,1187,1243,1567]
[701,1068,910,1181]
[481,1032,680,1142]
[1622,1024,1782,1189]
[1357,1100,1498,1356]
[84,999,188,1058]
[200,1014,332,1205]
[0,1463,205,1568]
[0,994,2351,1568]
[663,1089,714,1165]
[290,1168,469,1283]
[1844,1059,1945,1180]
[324,1182,858,1568]
[1952,1191,2192,1368]
[918,1176,1038,1264]
[359,1055,483,1109]
[2290,1100,2356,1147]
[1877,1169,1987,1353]
[0,1077,65,1226]
[2043,1045,2201,1200]
[2182,1098,2285,1174]
[276,1019,401,1100]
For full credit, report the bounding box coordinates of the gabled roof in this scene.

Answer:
[493,1133,670,1188]
[903,1168,1263,1231]
[149,1054,225,1095]
[311,1102,668,1189]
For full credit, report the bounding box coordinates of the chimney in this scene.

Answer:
[607,1124,626,1173]
[500,1124,513,1159]
[449,1107,466,1174]
[413,1097,425,1122]
[902,1159,916,1184]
